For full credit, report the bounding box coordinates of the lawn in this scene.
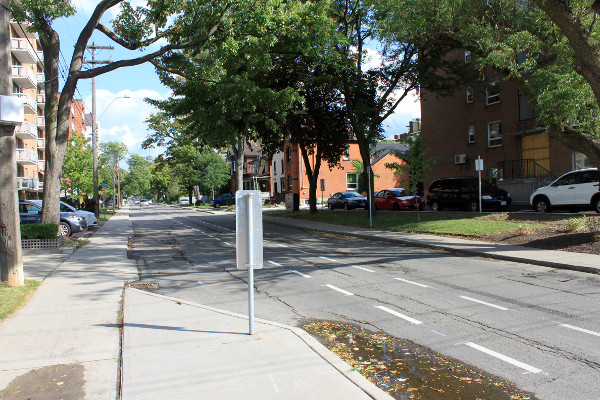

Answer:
[0,280,42,321]
[263,209,558,237]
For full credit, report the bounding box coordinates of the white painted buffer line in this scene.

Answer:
[351,265,375,273]
[395,278,431,288]
[464,342,542,374]
[290,270,311,278]
[325,284,354,296]
[560,324,600,338]
[268,260,282,267]
[375,305,423,325]
[294,249,310,254]
[459,296,508,311]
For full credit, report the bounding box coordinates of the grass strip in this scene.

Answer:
[0,280,42,321]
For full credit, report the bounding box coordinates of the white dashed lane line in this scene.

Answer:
[351,265,375,273]
[320,256,339,263]
[290,270,311,278]
[458,296,509,311]
[375,305,423,325]
[464,342,543,374]
[560,324,600,338]
[395,277,431,288]
[267,260,282,267]
[325,284,354,296]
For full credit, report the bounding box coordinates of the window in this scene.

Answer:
[273,182,278,193]
[468,126,475,143]
[573,152,593,170]
[287,174,293,192]
[280,177,285,193]
[346,173,358,190]
[465,50,471,63]
[486,79,500,105]
[580,170,600,184]
[286,147,292,163]
[488,121,502,147]
[342,145,350,161]
[273,161,276,174]
[490,167,503,181]
[466,87,473,103]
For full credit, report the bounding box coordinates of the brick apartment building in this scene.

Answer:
[421,50,593,207]
[282,141,410,206]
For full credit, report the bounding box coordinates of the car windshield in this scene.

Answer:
[343,192,362,198]
[390,190,408,197]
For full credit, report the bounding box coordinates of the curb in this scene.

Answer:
[263,217,600,275]
[124,287,394,400]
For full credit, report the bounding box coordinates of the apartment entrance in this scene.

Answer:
[521,133,550,172]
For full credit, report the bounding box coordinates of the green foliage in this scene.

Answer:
[20,224,58,239]
[9,0,75,33]
[123,154,152,197]
[62,131,92,200]
[385,133,437,196]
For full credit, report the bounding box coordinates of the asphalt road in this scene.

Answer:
[128,204,600,400]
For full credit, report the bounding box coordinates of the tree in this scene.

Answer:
[61,131,92,201]
[123,154,152,197]
[9,0,234,226]
[385,133,437,221]
[145,0,334,191]
[194,149,231,200]
[377,0,600,168]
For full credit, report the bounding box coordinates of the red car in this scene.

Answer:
[374,188,425,211]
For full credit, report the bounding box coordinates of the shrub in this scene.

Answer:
[20,224,58,239]
[515,224,533,236]
[564,217,587,232]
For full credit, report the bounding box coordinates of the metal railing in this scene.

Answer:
[495,159,555,189]
[17,177,39,191]
[16,148,38,163]
[15,92,37,112]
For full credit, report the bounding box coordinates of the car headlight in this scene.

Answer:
[481,195,492,200]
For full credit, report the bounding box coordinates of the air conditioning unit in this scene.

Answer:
[454,154,467,164]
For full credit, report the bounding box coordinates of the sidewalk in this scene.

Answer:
[263,215,600,274]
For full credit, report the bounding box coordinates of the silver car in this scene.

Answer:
[29,200,98,227]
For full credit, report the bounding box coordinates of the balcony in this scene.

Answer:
[37,180,44,191]
[37,115,45,128]
[37,72,44,83]
[36,50,43,67]
[38,160,45,172]
[14,92,37,114]
[17,177,39,191]
[12,65,37,89]
[10,38,37,64]
[37,91,45,106]
[14,121,38,140]
[16,148,38,165]
[37,138,46,149]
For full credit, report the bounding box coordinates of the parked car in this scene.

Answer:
[27,200,97,228]
[140,199,150,206]
[19,200,88,236]
[327,192,368,210]
[530,168,600,213]
[426,177,511,211]
[210,194,235,208]
[374,188,425,211]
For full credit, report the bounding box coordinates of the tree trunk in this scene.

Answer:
[299,144,322,214]
[235,134,244,192]
[0,0,24,286]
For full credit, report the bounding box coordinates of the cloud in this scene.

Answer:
[87,88,170,162]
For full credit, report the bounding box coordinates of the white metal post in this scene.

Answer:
[477,155,482,213]
[367,166,372,227]
[247,193,255,335]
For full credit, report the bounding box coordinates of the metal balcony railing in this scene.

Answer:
[14,121,38,140]
[15,92,37,114]
[10,38,36,64]
[11,65,37,89]
[17,177,39,191]
[16,148,38,164]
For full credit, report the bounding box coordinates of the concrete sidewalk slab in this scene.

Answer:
[0,210,138,399]
[122,288,392,400]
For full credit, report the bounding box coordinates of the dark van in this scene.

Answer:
[426,177,511,211]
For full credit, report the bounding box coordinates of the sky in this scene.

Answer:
[53,1,421,164]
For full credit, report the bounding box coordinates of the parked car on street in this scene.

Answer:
[140,199,150,206]
[530,168,600,213]
[19,200,88,236]
[426,177,511,211]
[210,194,235,208]
[327,192,368,210]
[374,188,425,211]
[27,200,97,228]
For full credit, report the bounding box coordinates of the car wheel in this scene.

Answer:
[58,222,71,237]
[534,197,550,213]
[214,203,221,209]
[468,200,478,212]
[344,203,349,211]
[593,196,600,213]
[430,201,440,212]
[392,202,400,211]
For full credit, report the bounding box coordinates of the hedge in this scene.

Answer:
[20,224,58,239]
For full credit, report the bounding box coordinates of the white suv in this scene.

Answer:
[530,168,600,213]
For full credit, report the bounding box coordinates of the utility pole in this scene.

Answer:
[0,0,24,286]
[84,43,112,218]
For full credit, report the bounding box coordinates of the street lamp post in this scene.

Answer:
[91,95,129,218]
